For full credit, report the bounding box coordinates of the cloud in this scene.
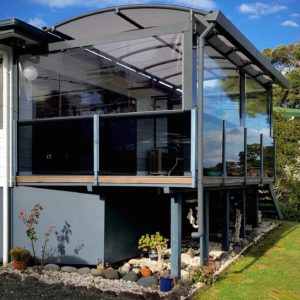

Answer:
[28,17,47,28]
[30,0,217,10]
[238,2,287,19]
[291,13,300,18]
[281,20,299,27]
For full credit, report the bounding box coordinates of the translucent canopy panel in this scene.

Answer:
[54,6,206,39]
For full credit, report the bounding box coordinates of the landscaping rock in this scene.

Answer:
[122,271,139,282]
[88,286,102,294]
[102,268,119,280]
[7,261,13,269]
[119,263,131,275]
[23,275,39,284]
[101,290,118,299]
[5,273,21,281]
[91,268,103,276]
[172,285,189,297]
[61,266,78,273]
[137,276,158,288]
[143,292,161,300]
[44,264,60,272]
[118,291,145,300]
[161,293,180,300]
[78,267,91,275]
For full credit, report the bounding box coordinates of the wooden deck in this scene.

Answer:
[16,175,274,187]
[16,175,193,186]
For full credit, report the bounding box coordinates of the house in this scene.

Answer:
[0,5,287,277]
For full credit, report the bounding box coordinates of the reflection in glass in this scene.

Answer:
[99,112,191,175]
[245,76,270,134]
[204,46,240,127]
[226,126,244,176]
[263,136,274,177]
[18,118,94,175]
[19,33,183,120]
[203,114,223,176]
[247,129,261,177]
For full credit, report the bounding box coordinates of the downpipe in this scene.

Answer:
[197,23,215,265]
[0,46,13,267]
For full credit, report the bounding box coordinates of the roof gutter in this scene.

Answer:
[205,11,289,88]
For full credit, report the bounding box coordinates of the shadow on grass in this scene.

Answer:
[231,222,299,275]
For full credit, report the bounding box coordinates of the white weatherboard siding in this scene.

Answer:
[0,130,4,187]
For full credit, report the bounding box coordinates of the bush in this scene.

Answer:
[280,205,300,222]
[10,247,30,262]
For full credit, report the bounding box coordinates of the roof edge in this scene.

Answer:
[206,11,289,88]
[51,4,209,31]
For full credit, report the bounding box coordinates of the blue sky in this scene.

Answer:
[1,0,299,50]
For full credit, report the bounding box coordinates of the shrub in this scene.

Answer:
[138,232,168,253]
[10,247,30,262]
[191,259,218,285]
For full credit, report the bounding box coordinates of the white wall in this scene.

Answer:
[0,130,4,187]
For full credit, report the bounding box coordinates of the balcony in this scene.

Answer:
[16,110,274,187]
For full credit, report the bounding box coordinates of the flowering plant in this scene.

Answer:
[138,232,168,254]
[19,203,54,271]
[10,247,30,262]
[191,259,218,285]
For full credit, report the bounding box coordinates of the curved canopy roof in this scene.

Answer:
[49,5,288,88]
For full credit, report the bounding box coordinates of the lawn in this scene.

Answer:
[193,222,300,300]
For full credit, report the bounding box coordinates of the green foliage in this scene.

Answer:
[137,232,168,253]
[263,42,300,108]
[10,247,30,262]
[191,260,218,285]
[273,112,300,221]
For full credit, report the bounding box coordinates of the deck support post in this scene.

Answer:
[253,188,259,228]
[202,191,209,262]
[240,188,246,238]
[222,190,230,251]
[170,194,182,279]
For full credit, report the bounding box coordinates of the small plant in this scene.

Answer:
[19,203,54,271]
[10,247,30,262]
[138,232,168,254]
[191,259,218,285]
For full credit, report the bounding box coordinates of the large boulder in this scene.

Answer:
[78,267,91,275]
[61,266,78,273]
[102,268,119,280]
[118,291,145,300]
[44,264,60,272]
[91,268,103,276]
[136,276,158,288]
[122,271,139,282]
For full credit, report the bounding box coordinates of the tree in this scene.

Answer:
[262,42,300,108]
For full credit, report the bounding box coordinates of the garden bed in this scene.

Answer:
[0,220,278,300]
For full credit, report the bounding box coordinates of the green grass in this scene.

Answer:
[273,107,300,118]
[193,222,300,300]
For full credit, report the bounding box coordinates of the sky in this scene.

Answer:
[1,0,299,50]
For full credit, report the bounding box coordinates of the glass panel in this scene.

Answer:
[263,135,274,177]
[19,33,183,120]
[203,114,223,176]
[245,75,270,134]
[18,118,94,175]
[99,112,191,175]
[204,46,240,127]
[247,129,261,177]
[226,126,245,176]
